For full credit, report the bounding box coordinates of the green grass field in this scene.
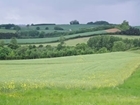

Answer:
[0,51,140,105]
[21,24,99,33]
[0,29,16,33]
[3,30,106,44]
[0,51,140,88]
[33,35,140,46]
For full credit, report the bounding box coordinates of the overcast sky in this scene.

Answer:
[0,0,139,25]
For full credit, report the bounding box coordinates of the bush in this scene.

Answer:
[54,26,64,30]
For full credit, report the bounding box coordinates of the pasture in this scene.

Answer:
[20,24,99,33]
[33,35,140,46]
[0,51,140,104]
[0,29,16,33]
[3,30,106,44]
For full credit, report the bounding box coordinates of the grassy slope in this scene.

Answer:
[0,52,140,88]
[3,30,106,44]
[0,29,16,33]
[0,51,140,105]
[33,35,140,46]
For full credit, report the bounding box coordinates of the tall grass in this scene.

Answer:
[0,51,140,105]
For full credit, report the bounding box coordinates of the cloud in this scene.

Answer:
[0,0,139,25]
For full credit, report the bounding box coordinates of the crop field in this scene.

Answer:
[0,29,16,33]
[0,51,140,105]
[0,52,140,88]
[110,35,140,39]
[20,24,99,33]
[31,35,140,47]
[33,37,90,46]
[3,30,106,44]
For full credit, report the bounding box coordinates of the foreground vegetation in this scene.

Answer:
[0,51,140,105]
[1,35,140,60]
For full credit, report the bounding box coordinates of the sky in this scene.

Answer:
[0,0,139,25]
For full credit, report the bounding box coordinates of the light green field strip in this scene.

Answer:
[0,52,140,88]
[0,29,16,33]
[3,30,106,44]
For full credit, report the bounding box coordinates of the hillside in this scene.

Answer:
[0,51,140,105]
[0,51,140,88]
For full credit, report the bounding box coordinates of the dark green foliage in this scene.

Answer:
[13,25,21,31]
[120,27,140,35]
[1,35,140,60]
[87,22,94,24]
[70,20,80,25]
[87,35,140,51]
[0,33,18,39]
[112,41,126,51]
[87,21,109,25]
[98,47,108,53]
[32,23,56,26]
[39,31,45,38]
[8,37,19,49]
[0,47,11,59]
[0,40,5,47]
[36,27,40,30]
[116,20,130,31]
[45,27,49,30]
[54,26,64,30]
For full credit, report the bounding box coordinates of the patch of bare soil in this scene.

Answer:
[105,28,121,33]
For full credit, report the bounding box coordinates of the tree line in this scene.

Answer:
[0,35,140,60]
[0,25,115,39]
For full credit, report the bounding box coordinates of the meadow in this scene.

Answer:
[0,29,16,33]
[3,30,106,44]
[32,35,140,46]
[0,51,140,105]
[21,24,99,33]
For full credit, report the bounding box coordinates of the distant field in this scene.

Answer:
[135,26,140,29]
[3,30,106,44]
[0,29,16,33]
[20,24,99,33]
[32,35,140,46]
[33,37,90,46]
[0,52,140,88]
[110,35,140,39]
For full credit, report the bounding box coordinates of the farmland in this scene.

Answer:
[0,51,140,105]
[0,29,16,33]
[3,30,106,44]
[32,35,140,46]
[20,24,100,33]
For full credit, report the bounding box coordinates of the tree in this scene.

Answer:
[36,27,40,30]
[117,20,130,31]
[0,47,11,59]
[8,37,19,49]
[112,41,126,51]
[26,24,30,27]
[87,22,94,24]
[45,27,49,30]
[93,21,109,25]
[56,36,66,50]
[59,36,65,45]
[70,20,79,25]
[87,36,102,50]
[14,25,21,31]
[98,47,108,53]
[39,31,45,38]
[54,26,64,30]
[0,40,5,47]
